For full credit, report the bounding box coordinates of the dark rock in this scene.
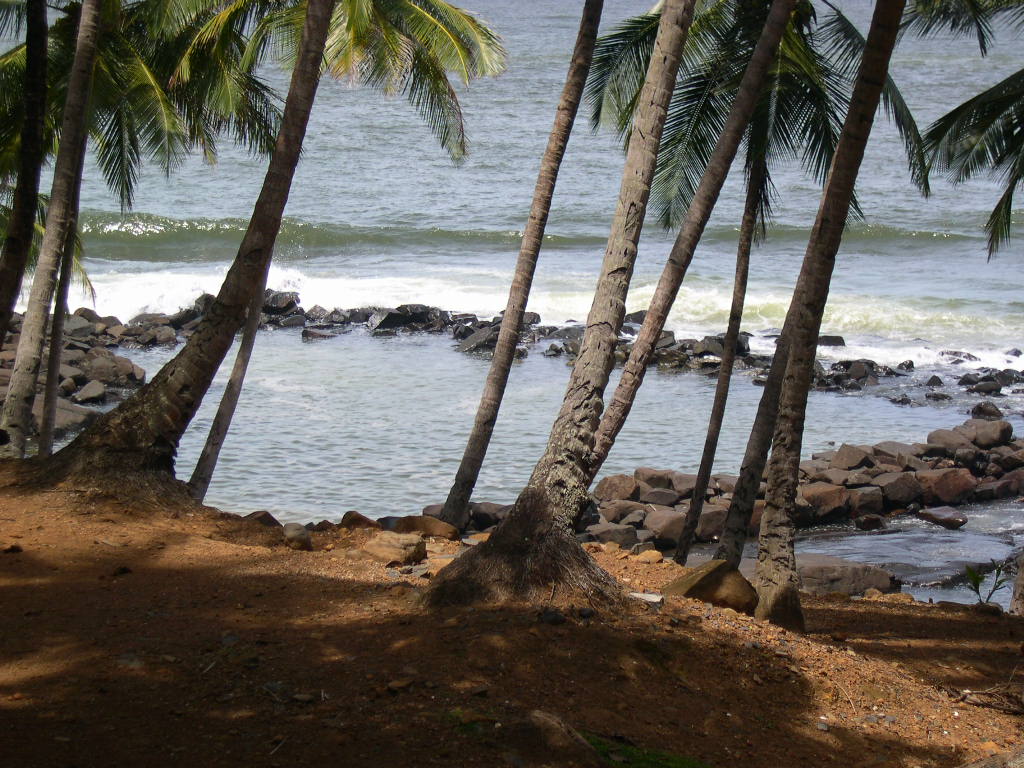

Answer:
[71,380,106,404]
[469,501,512,530]
[854,514,886,531]
[245,510,282,527]
[897,360,914,371]
[847,486,884,516]
[799,482,849,519]
[818,335,846,347]
[457,325,500,354]
[277,314,306,328]
[642,506,686,547]
[695,504,729,542]
[916,468,977,505]
[925,391,952,401]
[391,515,459,540]
[917,506,967,530]
[633,467,676,490]
[599,499,647,525]
[830,443,873,471]
[584,522,638,548]
[925,375,943,387]
[301,328,337,341]
[968,381,1002,395]
[283,523,313,551]
[263,290,300,315]
[943,350,980,362]
[638,486,681,506]
[340,510,381,530]
[623,310,647,324]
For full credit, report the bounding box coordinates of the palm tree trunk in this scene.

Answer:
[588,0,796,478]
[755,0,907,632]
[713,331,788,567]
[45,0,336,481]
[187,263,269,501]
[427,0,696,607]
[673,157,765,564]
[1011,554,1024,615]
[0,0,48,350]
[38,153,85,458]
[438,0,605,529]
[0,0,100,457]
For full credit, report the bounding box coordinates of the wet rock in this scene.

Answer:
[262,290,300,315]
[917,506,968,530]
[71,380,106,404]
[391,515,459,540]
[818,335,846,347]
[339,510,381,530]
[925,375,943,387]
[593,474,640,502]
[662,560,758,615]
[916,468,977,505]
[974,478,1019,501]
[137,325,177,346]
[926,391,952,401]
[870,472,922,507]
[277,314,306,328]
[854,514,886,531]
[969,381,1002,395]
[282,522,313,551]
[847,486,884,516]
[972,401,1004,420]
[301,328,337,341]
[456,325,500,353]
[363,531,427,565]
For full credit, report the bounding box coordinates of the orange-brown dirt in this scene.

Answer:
[1,463,1021,767]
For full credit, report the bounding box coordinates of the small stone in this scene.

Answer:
[539,608,567,626]
[634,549,663,564]
[283,522,313,551]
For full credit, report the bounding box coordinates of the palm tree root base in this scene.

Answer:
[754,582,805,632]
[426,490,623,609]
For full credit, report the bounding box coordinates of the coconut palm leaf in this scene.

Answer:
[925,65,1024,254]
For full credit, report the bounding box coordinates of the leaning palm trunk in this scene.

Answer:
[1012,555,1024,615]
[38,166,84,458]
[426,0,695,607]
[0,0,100,457]
[589,0,797,478]
[438,0,605,529]
[673,158,765,564]
[712,331,788,567]
[0,0,48,349]
[187,264,269,501]
[44,0,335,481]
[755,0,907,632]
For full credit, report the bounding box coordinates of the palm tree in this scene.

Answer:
[0,0,47,348]
[426,0,697,607]
[187,0,506,503]
[436,0,606,530]
[755,0,908,631]
[44,0,504,483]
[0,0,101,457]
[0,0,283,456]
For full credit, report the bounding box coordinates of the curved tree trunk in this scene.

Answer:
[1011,553,1024,615]
[0,0,100,457]
[0,0,48,350]
[588,0,796,478]
[712,331,789,568]
[39,165,84,458]
[755,0,907,632]
[673,158,764,565]
[186,266,268,501]
[438,0,605,529]
[427,0,696,607]
[45,0,335,481]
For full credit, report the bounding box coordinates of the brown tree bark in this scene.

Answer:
[0,0,100,457]
[1009,553,1024,615]
[755,0,907,632]
[588,0,797,478]
[439,0,605,530]
[427,0,696,607]
[186,265,269,501]
[44,0,336,481]
[38,156,85,458]
[712,331,788,568]
[673,158,765,564]
[0,0,48,349]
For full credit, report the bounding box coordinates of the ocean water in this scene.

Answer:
[12,2,1024,596]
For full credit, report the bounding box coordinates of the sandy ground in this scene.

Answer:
[1,465,1021,768]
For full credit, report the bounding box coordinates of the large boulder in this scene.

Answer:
[638,486,681,506]
[593,474,640,502]
[340,510,381,530]
[796,554,899,596]
[798,482,849,519]
[695,503,729,542]
[955,419,1014,450]
[871,471,923,507]
[829,443,873,471]
[363,531,426,565]
[917,506,968,530]
[642,505,687,547]
[927,428,976,456]
[457,325,500,353]
[391,515,459,540]
[633,467,676,490]
[916,468,977,505]
[282,522,313,551]
[662,560,758,615]
[670,473,700,499]
[469,501,512,530]
[847,486,884,516]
